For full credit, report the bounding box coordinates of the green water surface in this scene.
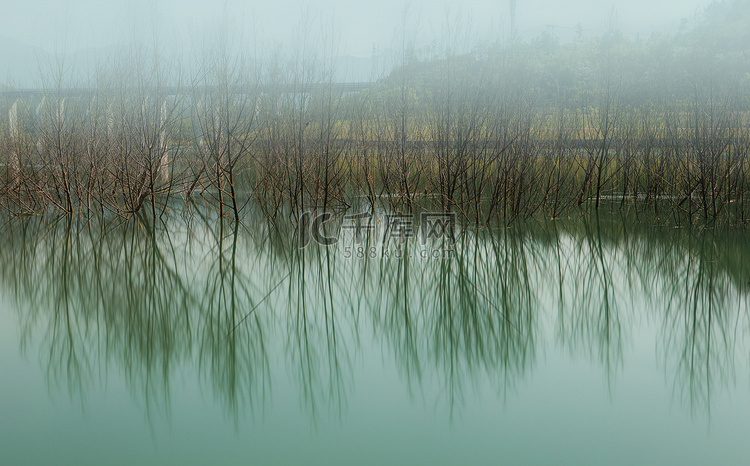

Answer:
[1,211,749,465]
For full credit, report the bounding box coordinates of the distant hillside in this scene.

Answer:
[372,0,750,108]
[684,0,750,52]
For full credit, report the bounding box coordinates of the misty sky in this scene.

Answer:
[1,0,709,58]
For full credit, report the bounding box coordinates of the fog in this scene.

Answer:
[1,0,709,85]
[0,0,747,224]
[4,3,750,466]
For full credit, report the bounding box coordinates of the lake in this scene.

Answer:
[1,208,749,465]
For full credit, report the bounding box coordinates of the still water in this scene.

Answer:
[1,210,749,465]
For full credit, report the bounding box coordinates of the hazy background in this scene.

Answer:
[0,0,709,85]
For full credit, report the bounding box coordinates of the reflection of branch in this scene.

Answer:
[227,270,291,337]
[558,213,623,382]
[0,207,748,426]
[372,228,537,411]
[659,231,738,415]
[283,245,353,422]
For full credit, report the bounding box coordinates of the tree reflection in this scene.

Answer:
[560,213,624,382]
[655,229,746,415]
[284,243,353,421]
[0,207,748,423]
[196,218,272,425]
[370,226,537,413]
